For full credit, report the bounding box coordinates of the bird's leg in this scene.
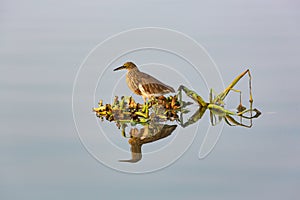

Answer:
[137,96,149,118]
[143,102,149,118]
[142,96,147,112]
[142,96,147,104]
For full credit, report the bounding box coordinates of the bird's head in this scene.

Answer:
[114,62,137,71]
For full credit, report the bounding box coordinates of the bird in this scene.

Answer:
[113,62,175,102]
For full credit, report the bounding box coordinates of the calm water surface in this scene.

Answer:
[1,0,300,199]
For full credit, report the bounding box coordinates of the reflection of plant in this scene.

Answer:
[93,69,261,128]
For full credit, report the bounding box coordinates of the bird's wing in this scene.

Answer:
[139,72,175,94]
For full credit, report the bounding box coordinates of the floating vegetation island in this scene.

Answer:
[94,70,261,128]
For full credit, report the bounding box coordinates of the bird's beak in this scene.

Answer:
[113,66,126,71]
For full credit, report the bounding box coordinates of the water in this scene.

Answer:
[1,0,300,199]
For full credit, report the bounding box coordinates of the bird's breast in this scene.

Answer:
[126,71,141,95]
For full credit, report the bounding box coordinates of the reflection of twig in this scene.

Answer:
[180,106,207,128]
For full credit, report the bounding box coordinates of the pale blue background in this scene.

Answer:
[1,0,300,199]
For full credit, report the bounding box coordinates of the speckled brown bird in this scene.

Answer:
[114,62,175,102]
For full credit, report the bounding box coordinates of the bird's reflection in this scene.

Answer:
[119,124,177,163]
